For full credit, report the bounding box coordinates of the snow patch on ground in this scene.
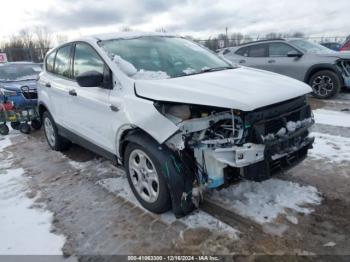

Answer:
[0,136,12,152]
[309,132,350,163]
[68,158,121,175]
[0,137,65,255]
[97,176,238,238]
[208,178,321,225]
[313,109,350,127]
[323,241,336,247]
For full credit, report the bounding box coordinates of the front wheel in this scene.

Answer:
[309,70,341,99]
[124,141,171,213]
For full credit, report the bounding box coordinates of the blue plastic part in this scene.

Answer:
[207,177,225,189]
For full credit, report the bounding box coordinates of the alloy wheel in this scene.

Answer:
[44,117,56,147]
[312,75,334,97]
[128,149,160,203]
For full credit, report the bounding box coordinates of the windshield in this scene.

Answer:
[0,64,41,82]
[289,39,335,53]
[99,36,233,79]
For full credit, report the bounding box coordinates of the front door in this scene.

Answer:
[265,42,305,80]
[66,42,117,153]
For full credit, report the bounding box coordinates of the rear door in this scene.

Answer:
[47,44,75,126]
[265,42,305,80]
[235,44,269,70]
[67,42,115,152]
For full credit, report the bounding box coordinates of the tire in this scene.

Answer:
[0,124,9,135]
[19,123,31,134]
[124,141,171,214]
[42,111,71,151]
[11,122,20,130]
[31,119,42,130]
[309,70,341,99]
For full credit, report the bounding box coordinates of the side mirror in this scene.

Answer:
[287,50,303,58]
[76,71,103,87]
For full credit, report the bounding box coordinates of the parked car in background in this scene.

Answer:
[320,42,342,51]
[219,38,350,99]
[340,38,350,52]
[0,62,41,107]
[38,32,314,217]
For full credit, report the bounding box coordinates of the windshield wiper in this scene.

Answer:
[173,66,234,78]
[200,66,234,73]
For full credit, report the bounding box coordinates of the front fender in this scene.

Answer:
[122,95,179,144]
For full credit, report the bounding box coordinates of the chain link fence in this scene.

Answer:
[1,35,349,62]
[196,36,349,51]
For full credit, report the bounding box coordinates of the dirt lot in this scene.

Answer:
[1,92,350,260]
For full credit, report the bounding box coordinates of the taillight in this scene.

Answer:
[340,41,350,51]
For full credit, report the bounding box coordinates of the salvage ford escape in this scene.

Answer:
[38,32,314,217]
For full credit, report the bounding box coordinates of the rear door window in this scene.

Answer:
[248,44,268,57]
[235,47,249,57]
[54,45,72,78]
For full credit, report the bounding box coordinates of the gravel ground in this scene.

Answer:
[1,92,350,259]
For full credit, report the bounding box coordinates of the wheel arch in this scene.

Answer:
[117,126,163,164]
[38,102,49,121]
[304,63,344,86]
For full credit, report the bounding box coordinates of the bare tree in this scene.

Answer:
[155,27,167,33]
[56,34,68,45]
[229,32,244,46]
[19,28,34,48]
[34,26,53,60]
[291,32,305,38]
[120,26,132,32]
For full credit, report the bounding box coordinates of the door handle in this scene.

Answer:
[268,59,276,63]
[45,82,51,88]
[239,59,246,64]
[110,104,120,112]
[68,89,77,96]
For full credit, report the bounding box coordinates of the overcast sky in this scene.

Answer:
[0,0,349,39]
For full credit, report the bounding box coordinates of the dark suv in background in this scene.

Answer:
[220,38,350,99]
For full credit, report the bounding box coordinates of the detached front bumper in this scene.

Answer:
[204,131,314,185]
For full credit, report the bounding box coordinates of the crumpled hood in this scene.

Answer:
[135,67,312,111]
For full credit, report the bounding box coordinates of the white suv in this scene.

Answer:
[38,32,314,217]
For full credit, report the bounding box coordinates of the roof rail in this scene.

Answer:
[237,38,285,46]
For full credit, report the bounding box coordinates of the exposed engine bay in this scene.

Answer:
[156,95,315,192]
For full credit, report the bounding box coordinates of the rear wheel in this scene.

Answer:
[42,111,71,151]
[309,70,341,99]
[124,141,171,213]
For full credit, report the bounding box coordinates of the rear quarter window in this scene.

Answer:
[46,51,56,73]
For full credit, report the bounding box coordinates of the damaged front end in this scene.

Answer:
[157,95,314,216]
[336,59,350,87]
